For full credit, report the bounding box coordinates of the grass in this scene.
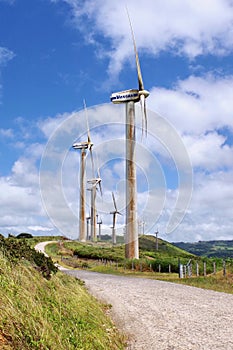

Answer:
[44,240,233,295]
[0,253,126,349]
[170,272,233,294]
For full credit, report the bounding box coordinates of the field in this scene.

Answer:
[44,235,233,295]
[0,235,126,349]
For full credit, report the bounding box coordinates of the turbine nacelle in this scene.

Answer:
[110,88,149,104]
[72,141,91,150]
[87,178,101,185]
[111,89,140,104]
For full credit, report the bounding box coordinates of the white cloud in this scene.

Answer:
[0,47,14,66]
[55,0,233,80]
[168,170,233,242]
[149,74,233,135]
[1,98,232,241]
[183,132,233,171]
[0,128,14,138]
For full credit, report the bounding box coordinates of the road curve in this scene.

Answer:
[35,242,233,349]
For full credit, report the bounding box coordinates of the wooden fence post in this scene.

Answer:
[204,262,206,277]
[196,262,199,277]
[223,260,226,277]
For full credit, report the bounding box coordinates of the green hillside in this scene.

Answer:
[0,235,125,349]
[173,240,233,258]
[139,235,194,258]
[44,235,196,274]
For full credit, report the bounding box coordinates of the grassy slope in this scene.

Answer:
[173,240,233,258]
[44,236,233,295]
[0,254,126,350]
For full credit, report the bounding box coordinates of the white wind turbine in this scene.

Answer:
[72,101,94,242]
[87,168,102,242]
[110,192,122,245]
[96,213,102,240]
[86,212,91,240]
[110,9,149,258]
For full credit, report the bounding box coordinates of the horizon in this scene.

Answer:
[1,0,233,242]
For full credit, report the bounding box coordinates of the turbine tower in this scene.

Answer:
[72,102,94,242]
[86,213,91,240]
[87,169,102,242]
[110,192,122,245]
[96,214,102,240]
[110,9,149,258]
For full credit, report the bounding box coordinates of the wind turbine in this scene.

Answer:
[86,212,91,240]
[110,9,149,258]
[87,168,102,242]
[96,213,102,240]
[110,192,122,245]
[73,101,94,242]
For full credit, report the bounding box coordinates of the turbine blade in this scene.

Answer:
[98,180,103,197]
[112,192,117,211]
[83,99,92,145]
[113,212,116,228]
[126,6,144,91]
[89,147,95,178]
[97,168,103,197]
[140,94,147,137]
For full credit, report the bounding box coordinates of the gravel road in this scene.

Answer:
[66,270,233,350]
[35,243,233,349]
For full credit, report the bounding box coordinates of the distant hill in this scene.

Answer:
[173,240,233,258]
[139,235,194,258]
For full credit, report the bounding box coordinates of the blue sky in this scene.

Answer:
[1,0,233,242]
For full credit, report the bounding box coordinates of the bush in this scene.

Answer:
[0,235,57,279]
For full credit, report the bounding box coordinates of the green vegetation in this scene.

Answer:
[44,235,233,294]
[0,235,126,349]
[173,240,233,258]
[45,235,208,274]
[0,235,57,279]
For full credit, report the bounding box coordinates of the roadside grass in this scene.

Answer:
[170,272,233,294]
[0,253,126,350]
[44,241,233,295]
[91,265,233,294]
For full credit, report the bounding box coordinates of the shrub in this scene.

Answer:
[0,235,57,279]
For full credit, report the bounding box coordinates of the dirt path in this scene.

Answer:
[66,270,233,350]
[35,243,233,349]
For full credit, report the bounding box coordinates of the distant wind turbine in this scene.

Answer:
[110,192,122,245]
[73,101,94,242]
[86,212,91,240]
[110,8,149,258]
[96,213,102,240]
[87,168,102,242]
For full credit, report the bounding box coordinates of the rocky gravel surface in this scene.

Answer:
[35,243,233,349]
[66,270,233,350]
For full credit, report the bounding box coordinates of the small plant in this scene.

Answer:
[0,235,57,279]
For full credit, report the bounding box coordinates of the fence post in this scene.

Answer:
[158,264,161,273]
[184,265,187,278]
[204,262,206,277]
[188,263,192,278]
[196,262,199,277]
[223,260,226,277]
[213,261,216,275]
[169,264,171,273]
[179,264,184,278]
